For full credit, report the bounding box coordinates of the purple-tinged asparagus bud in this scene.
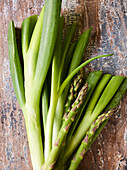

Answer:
[54,138,60,146]
[79,149,86,158]
[85,108,117,144]
[72,83,88,107]
[64,123,71,132]
[49,161,56,169]
[105,108,117,119]
[83,135,88,145]
[71,114,76,121]
[66,83,88,122]
[63,112,68,120]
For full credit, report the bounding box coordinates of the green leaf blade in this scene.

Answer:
[92,75,125,117]
[105,77,127,110]
[21,15,38,59]
[24,7,45,79]
[8,20,25,108]
[35,0,62,93]
[58,54,113,96]
[68,27,92,74]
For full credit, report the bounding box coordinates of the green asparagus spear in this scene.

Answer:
[64,68,84,118]
[68,108,116,170]
[43,83,88,170]
[67,71,103,142]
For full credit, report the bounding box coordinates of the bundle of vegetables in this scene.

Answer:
[8,0,127,170]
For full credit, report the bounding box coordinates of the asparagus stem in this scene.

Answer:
[56,71,85,169]
[55,70,84,168]
[67,71,103,142]
[53,69,84,147]
[64,68,84,117]
[68,108,116,170]
[43,83,88,170]
[62,75,125,166]
[57,71,103,166]
[45,16,64,159]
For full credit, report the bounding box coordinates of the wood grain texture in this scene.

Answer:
[0,0,127,169]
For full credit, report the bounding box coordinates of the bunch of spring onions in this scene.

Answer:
[8,0,127,170]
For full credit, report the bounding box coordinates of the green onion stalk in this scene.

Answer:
[8,0,62,168]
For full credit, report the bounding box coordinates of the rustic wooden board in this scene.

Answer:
[0,0,127,169]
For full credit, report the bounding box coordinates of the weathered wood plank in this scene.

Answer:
[77,0,127,169]
[0,0,126,169]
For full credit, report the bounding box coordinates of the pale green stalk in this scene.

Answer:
[45,16,64,159]
[34,0,62,95]
[42,75,50,134]
[52,43,77,144]
[8,20,44,170]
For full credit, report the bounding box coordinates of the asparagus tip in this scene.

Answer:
[49,161,56,169]
[54,138,60,146]
[64,123,71,132]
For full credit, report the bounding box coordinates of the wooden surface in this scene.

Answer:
[0,0,127,169]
